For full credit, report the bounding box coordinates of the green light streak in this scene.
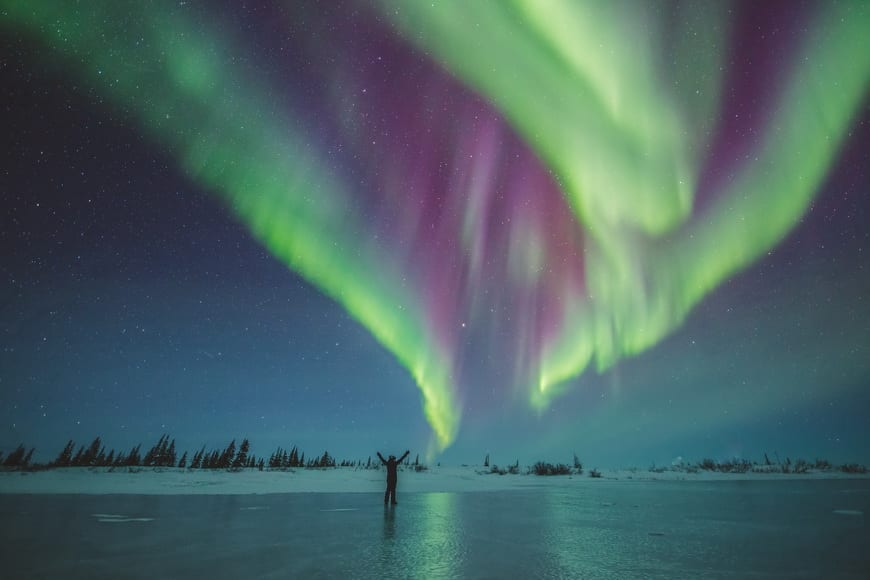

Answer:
[380,1,869,405]
[2,0,461,449]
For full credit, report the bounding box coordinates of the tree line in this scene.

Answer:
[0,435,382,471]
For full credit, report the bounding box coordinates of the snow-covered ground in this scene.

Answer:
[0,465,866,495]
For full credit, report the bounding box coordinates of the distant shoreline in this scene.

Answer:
[2,465,868,496]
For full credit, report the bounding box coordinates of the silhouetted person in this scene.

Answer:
[378,450,409,505]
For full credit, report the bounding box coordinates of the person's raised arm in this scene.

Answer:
[398,450,410,464]
[377,451,387,465]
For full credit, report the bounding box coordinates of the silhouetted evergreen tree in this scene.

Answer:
[191,446,206,469]
[104,450,115,466]
[218,440,236,469]
[232,439,250,469]
[414,454,419,466]
[143,434,165,467]
[318,451,335,468]
[299,452,304,466]
[484,453,490,468]
[178,451,188,468]
[23,448,34,466]
[158,436,170,466]
[3,444,26,467]
[81,437,102,466]
[367,456,372,469]
[114,451,127,466]
[125,444,142,466]
[257,458,265,471]
[54,440,75,467]
[289,446,299,467]
[166,439,177,467]
[72,445,85,466]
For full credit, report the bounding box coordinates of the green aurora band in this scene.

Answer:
[4,0,868,451]
[2,0,460,451]
[378,0,869,404]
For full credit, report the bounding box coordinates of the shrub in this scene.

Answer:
[699,458,716,471]
[793,459,809,474]
[840,463,868,474]
[814,458,832,471]
[533,461,572,476]
[573,453,582,473]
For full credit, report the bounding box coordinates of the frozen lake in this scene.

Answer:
[1,479,867,578]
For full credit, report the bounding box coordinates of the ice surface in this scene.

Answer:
[1,480,868,579]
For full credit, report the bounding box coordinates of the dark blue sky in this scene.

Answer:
[1,1,868,468]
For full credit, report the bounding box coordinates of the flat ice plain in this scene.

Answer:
[1,473,868,579]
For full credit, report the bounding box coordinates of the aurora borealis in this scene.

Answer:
[1,1,868,464]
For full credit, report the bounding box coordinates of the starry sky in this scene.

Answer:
[1,0,868,467]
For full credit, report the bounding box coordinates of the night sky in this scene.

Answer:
[1,1,868,467]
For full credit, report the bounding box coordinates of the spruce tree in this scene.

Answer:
[219,440,236,469]
[72,445,85,466]
[23,448,35,467]
[146,434,169,467]
[3,444,26,467]
[54,440,75,467]
[191,446,206,469]
[157,435,171,466]
[178,451,188,469]
[232,439,250,469]
[166,439,177,467]
[126,444,142,466]
[85,437,102,465]
[143,436,158,466]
